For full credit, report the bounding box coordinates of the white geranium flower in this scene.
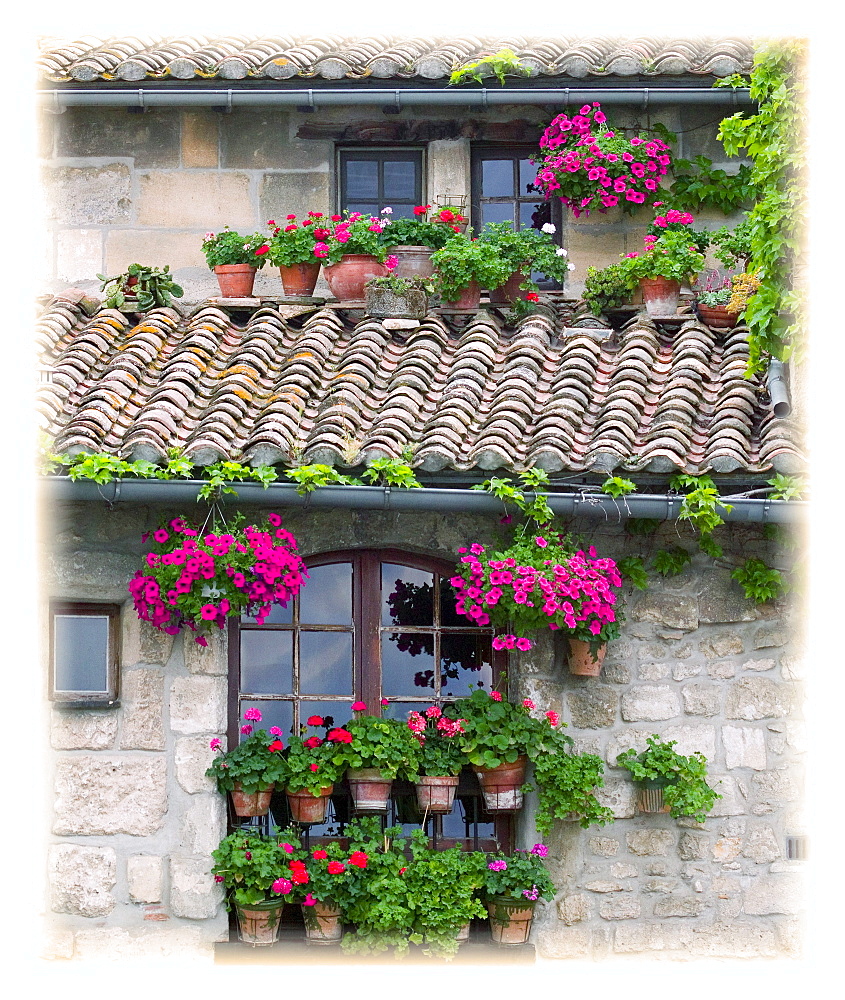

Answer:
[381,207,393,214]
[555,247,568,256]
[567,262,576,271]
[541,223,556,234]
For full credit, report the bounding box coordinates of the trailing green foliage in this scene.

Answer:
[285,464,361,494]
[652,547,693,576]
[196,461,278,499]
[533,747,614,834]
[360,457,422,489]
[616,735,720,823]
[600,476,636,498]
[449,48,530,86]
[731,558,788,602]
[616,555,649,591]
[697,533,723,559]
[767,473,804,501]
[666,155,754,215]
[211,829,302,906]
[473,468,555,525]
[670,473,733,536]
[625,517,660,536]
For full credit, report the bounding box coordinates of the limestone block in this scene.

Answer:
[221,111,308,168]
[781,654,805,681]
[613,922,692,953]
[774,917,804,957]
[55,230,103,282]
[260,169,332,226]
[566,685,618,728]
[44,163,131,226]
[170,676,227,734]
[53,756,167,836]
[176,735,219,794]
[47,550,140,602]
[181,110,219,167]
[712,837,742,861]
[752,767,801,805]
[595,777,637,819]
[682,683,722,717]
[184,627,227,675]
[169,857,223,919]
[562,227,627,295]
[657,725,716,759]
[120,668,165,750]
[638,661,671,680]
[745,657,776,672]
[723,725,767,769]
[601,661,631,684]
[726,677,789,720]
[557,893,591,925]
[742,826,782,863]
[105,230,207,273]
[56,107,180,165]
[535,924,592,958]
[599,896,641,920]
[51,708,117,750]
[426,139,471,207]
[708,775,748,817]
[137,171,253,228]
[653,895,707,917]
[49,844,116,916]
[753,623,788,649]
[610,864,638,880]
[181,795,227,856]
[41,927,75,960]
[699,633,744,658]
[620,685,681,722]
[606,728,657,763]
[678,833,709,860]
[127,855,163,903]
[767,721,807,755]
[72,925,213,960]
[742,873,803,915]
[589,837,619,857]
[697,572,758,623]
[626,829,675,856]
[585,880,625,893]
[121,607,175,666]
[706,660,737,680]
[672,660,702,680]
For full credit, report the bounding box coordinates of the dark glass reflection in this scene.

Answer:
[300,631,353,695]
[383,160,417,200]
[388,204,417,220]
[346,160,379,199]
[297,700,352,731]
[54,615,109,692]
[382,633,435,694]
[381,700,427,722]
[300,563,352,625]
[241,602,292,625]
[239,699,292,740]
[240,631,293,694]
[382,564,434,626]
[519,158,540,194]
[481,202,515,226]
[439,576,465,626]
[482,159,514,197]
[521,201,550,230]
[441,634,493,695]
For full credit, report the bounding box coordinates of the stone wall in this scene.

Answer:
[38,103,742,303]
[42,499,803,961]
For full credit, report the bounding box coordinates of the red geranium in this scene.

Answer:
[267,740,285,752]
[312,849,328,860]
[327,861,346,874]
[326,728,353,743]
[348,851,368,869]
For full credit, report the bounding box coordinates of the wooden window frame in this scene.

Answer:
[49,601,121,707]
[337,147,425,216]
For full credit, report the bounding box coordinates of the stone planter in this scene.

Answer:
[365,285,429,319]
[487,896,535,945]
[234,897,285,946]
[473,756,527,812]
[323,254,388,301]
[567,639,607,677]
[230,783,274,817]
[414,775,459,814]
[639,277,680,317]
[213,264,257,298]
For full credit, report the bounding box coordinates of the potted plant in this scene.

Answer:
[429,232,513,308]
[694,269,739,329]
[616,226,706,317]
[582,261,637,317]
[430,202,470,233]
[314,211,398,300]
[534,101,673,217]
[96,263,184,311]
[475,221,574,303]
[404,706,468,814]
[326,703,419,812]
[616,735,721,821]
[483,844,556,946]
[210,828,302,945]
[200,227,270,297]
[378,205,457,277]
[294,841,368,945]
[128,512,307,646]
[206,709,287,816]
[364,274,433,319]
[280,716,348,823]
[265,214,323,296]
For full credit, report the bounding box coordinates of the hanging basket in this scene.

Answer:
[567,639,607,677]
[487,896,535,946]
[473,756,527,812]
[346,768,393,813]
[637,779,672,814]
[414,775,459,814]
[230,783,274,817]
[234,897,285,946]
[286,786,334,824]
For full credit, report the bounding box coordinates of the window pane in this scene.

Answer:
[438,577,465,626]
[521,201,550,230]
[241,603,292,625]
[388,204,419,220]
[382,564,434,626]
[382,632,435,695]
[481,202,516,226]
[481,159,514,197]
[346,203,380,217]
[300,631,353,695]
[383,160,417,200]
[444,795,496,840]
[519,158,540,194]
[300,563,352,625]
[381,700,430,721]
[240,631,293,694]
[54,615,109,692]
[298,700,353,731]
[441,634,493,696]
[346,160,379,199]
[240,698,293,738]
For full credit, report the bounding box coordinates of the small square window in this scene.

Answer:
[50,602,120,706]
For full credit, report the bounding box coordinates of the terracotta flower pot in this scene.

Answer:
[323,254,388,301]
[386,245,435,279]
[454,921,471,944]
[278,260,321,297]
[567,639,607,677]
[286,785,334,824]
[637,779,672,814]
[234,897,285,946]
[696,303,739,329]
[473,756,527,812]
[214,263,257,298]
[230,782,274,817]
[414,775,460,814]
[487,896,535,946]
[302,900,343,945]
[440,280,481,309]
[639,276,680,317]
[489,269,529,305]
[346,767,393,813]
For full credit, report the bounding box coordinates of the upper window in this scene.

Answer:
[338,149,424,219]
[50,601,120,706]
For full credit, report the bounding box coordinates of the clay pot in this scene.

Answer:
[286,785,334,824]
[278,260,321,297]
[234,898,285,946]
[696,303,739,329]
[302,900,343,945]
[230,782,274,817]
[440,280,481,309]
[487,896,535,946]
[567,639,607,677]
[473,756,527,812]
[214,263,257,298]
[454,921,471,944]
[637,779,672,814]
[414,775,460,814]
[346,767,393,813]
[323,254,388,301]
[639,276,680,317]
[386,245,435,279]
[489,269,529,305]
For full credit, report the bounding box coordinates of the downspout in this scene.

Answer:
[41,478,804,524]
[766,359,791,418]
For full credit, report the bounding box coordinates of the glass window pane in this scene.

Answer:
[382,632,435,695]
[439,577,466,626]
[54,615,109,691]
[481,202,516,226]
[298,700,353,731]
[388,204,419,220]
[300,631,353,695]
[346,160,379,199]
[444,795,496,839]
[240,699,293,739]
[382,564,434,626]
[346,203,380,217]
[241,603,292,625]
[440,634,493,696]
[520,201,550,229]
[240,631,293,694]
[381,700,431,721]
[300,563,352,625]
[383,160,417,200]
[481,159,514,197]
[519,158,540,194]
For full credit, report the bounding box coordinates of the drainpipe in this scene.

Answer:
[766,359,791,418]
[39,86,753,111]
[41,478,804,524]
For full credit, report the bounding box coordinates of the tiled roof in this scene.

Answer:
[37,35,754,84]
[36,297,802,479]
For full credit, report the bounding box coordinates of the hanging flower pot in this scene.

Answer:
[346,767,393,813]
[639,276,680,317]
[323,254,388,301]
[230,782,275,818]
[440,280,481,309]
[473,756,527,812]
[637,778,672,814]
[234,897,286,946]
[286,785,334,824]
[277,260,321,297]
[414,775,460,814]
[301,900,343,945]
[486,896,536,946]
[567,638,607,677]
[213,263,257,297]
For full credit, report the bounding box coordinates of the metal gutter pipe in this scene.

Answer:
[766,360,791,418]
[42,478,804,524]
[40,86,753,111]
